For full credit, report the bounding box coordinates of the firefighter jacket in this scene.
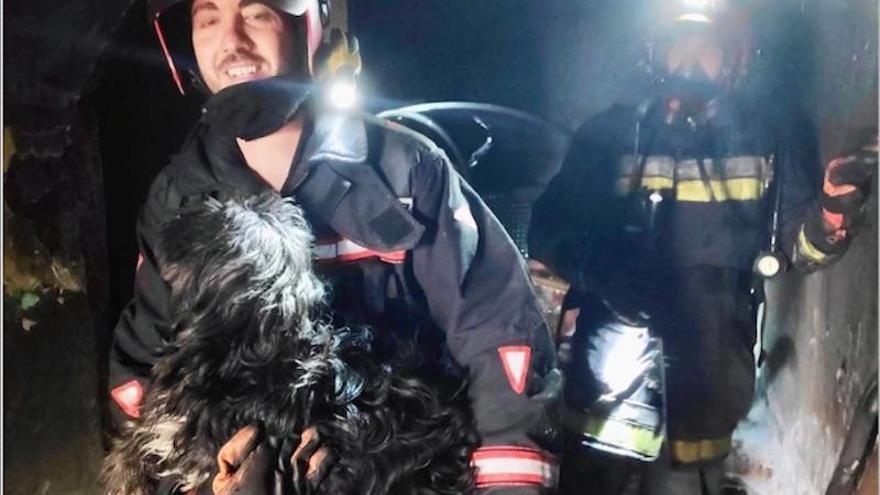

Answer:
[528,93,838,465]
[530,95,841,288]
[109,89,560,493]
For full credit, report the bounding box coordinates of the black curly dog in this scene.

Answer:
[102,193,476,495]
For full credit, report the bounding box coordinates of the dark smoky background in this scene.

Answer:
[3,0,876,493]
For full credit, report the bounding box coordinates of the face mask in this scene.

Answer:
[663,61,721,104]
[201,75,314,140]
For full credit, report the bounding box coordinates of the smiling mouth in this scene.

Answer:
[224,65,259,78]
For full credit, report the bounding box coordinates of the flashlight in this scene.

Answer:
[674,0,716,24]
[753,250,786,279]
[682,0,711,9]
[326,79,358,110]
[318,29,362,111]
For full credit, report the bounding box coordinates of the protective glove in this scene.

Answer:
[212,426,273,495]
[819,134,877,237]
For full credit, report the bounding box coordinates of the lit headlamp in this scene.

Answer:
[753,250,786,279]
[317,29,362,111]
[675,0,722,24]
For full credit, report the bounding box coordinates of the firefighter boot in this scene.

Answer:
[641,452,724,495]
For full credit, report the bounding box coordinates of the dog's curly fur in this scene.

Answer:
[102,193,476,495]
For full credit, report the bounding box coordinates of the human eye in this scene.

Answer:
[193,10,219,30]
[242,4,277,25]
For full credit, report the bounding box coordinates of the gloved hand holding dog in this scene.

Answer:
[211,425,333,495]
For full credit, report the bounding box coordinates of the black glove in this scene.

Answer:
[201,75,312,141]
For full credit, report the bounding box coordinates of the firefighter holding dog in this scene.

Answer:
[107,0,561,493]
[529,1,876,494]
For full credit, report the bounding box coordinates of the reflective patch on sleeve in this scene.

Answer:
[111,380,144,418]
[796,226,830,263]
[313,237,406,265]
[472,446,559,488]
[498,346,531,395]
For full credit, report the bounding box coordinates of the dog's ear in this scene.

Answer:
[159,199,230,270]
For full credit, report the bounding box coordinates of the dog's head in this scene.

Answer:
[157,193,327,357]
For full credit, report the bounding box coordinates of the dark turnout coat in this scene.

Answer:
[529,93,834,465]
[109,89,560,493]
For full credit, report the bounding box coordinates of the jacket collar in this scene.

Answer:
[191,92,420,251]
[302,109,368,166]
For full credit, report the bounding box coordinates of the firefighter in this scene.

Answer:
[107,0,561,493]
[528,1,875,494]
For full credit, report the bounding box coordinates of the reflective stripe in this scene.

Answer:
[497,346,531,395]
[619,155,676,179]
[313,238,406,264]
[677,178,765,201]
[619,155,772,181]
[616,154,772,202]
[111,380,144,418]
[616,177,766,201]
[795,226,830,263]
[670,437,732,464]
[563,407,664,460]
[472,446,558,488]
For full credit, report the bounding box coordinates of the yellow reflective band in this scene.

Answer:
[677,178,765,201]
[563,408,664,459]
[617,177,767,202]
[796,226,830,262]
[670,437,732,464]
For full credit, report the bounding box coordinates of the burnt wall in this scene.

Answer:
[732,1,878,494]
[4,0,141,493]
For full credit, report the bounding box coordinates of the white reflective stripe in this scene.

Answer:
[472,449,559,488]
[313,238,370,260]
[618,154,771,181]
[336,238,368,256]
[475,458,556,477]
[313,238,406,264]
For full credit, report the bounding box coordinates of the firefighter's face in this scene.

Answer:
[191,0,301,93]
